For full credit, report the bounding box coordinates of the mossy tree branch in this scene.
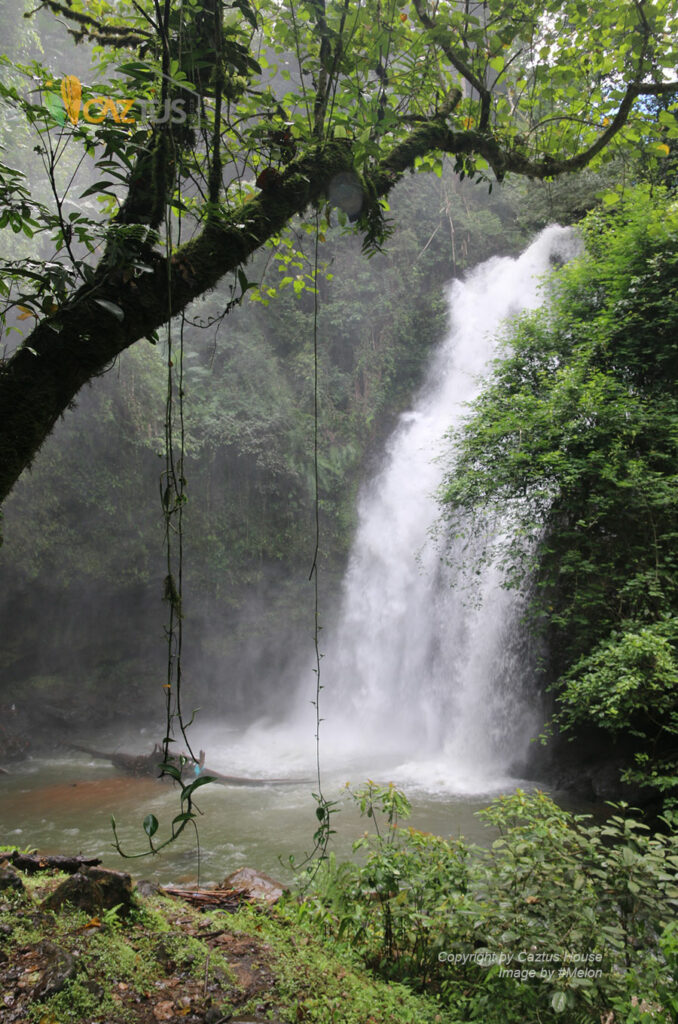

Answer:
[1,0,677,503]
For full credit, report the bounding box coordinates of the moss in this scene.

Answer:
[27,979,121,1024]
[0,876,456,1024]
[219,901,455,1024]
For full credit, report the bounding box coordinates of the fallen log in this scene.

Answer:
[70,743,165,777]
[69,743,309,786]
[162,886,245,912]
[199,768,311,787]
[7,851,102,875]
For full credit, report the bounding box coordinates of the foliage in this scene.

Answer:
[302,786,678,1023]
[440,185,678,798]
[229,899,457,1024]
[558,619,678,737]
[558,617,678,810]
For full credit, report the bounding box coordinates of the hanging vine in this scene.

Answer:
[291,209,339,885]
[112,0,217,863]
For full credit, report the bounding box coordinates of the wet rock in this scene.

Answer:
[0,867,24,893]
[86,866,134,913]
[32,943,76,1001]
[41,866,133,916]
[41,871,104,915]
[221,868,285,906]
[136,878,162,898]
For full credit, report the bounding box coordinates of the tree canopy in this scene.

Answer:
[0,0,677,502]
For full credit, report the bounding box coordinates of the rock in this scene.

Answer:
[153,1000,175,1021]
[204,1009,229,1024]
[221,867,285,906]
[32,943,76,1001]
[41,866,133,916]
[0,868,24,894]
[153,935,177,970]
[136,879,163,898]
[86,866,134,914]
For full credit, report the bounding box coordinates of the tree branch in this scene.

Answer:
[411,0,491,127]
[0,58,674,502]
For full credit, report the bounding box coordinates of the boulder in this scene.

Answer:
[222,867,285,906]
[135,879,163,899]
[41,866,133,916]
[0,867,24,894]
[32,943,76,1001]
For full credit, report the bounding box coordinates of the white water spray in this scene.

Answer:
[317,226,578,791]
[205,227,578,794]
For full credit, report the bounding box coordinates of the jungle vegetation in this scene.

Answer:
[0,7,678,1022]
[441,186,678,810]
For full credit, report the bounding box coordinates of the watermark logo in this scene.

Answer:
[437,947,604,984]
[61,75,81,124]
[43,74,198,127]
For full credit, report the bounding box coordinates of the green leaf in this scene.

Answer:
[181,775,217,800]
[551,991,568,1013]
[171,812,195,826]
[143,813,159,838]
[80,181,120,198]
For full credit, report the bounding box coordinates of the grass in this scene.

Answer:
[0,872,454,1024]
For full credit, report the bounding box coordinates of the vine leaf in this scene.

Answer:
[143,813,159,838]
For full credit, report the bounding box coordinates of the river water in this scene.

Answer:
[1,748,540,886]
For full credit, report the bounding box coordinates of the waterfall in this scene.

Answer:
[319,226,579,792]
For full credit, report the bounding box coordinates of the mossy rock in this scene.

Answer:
[41,866,133,916]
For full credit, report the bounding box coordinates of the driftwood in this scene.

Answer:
[70,743,167,777]
[70,743,308,786]
[6,851,102,874]
[162,886,245,912]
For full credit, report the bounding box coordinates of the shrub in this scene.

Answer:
[302,787,678,1023]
